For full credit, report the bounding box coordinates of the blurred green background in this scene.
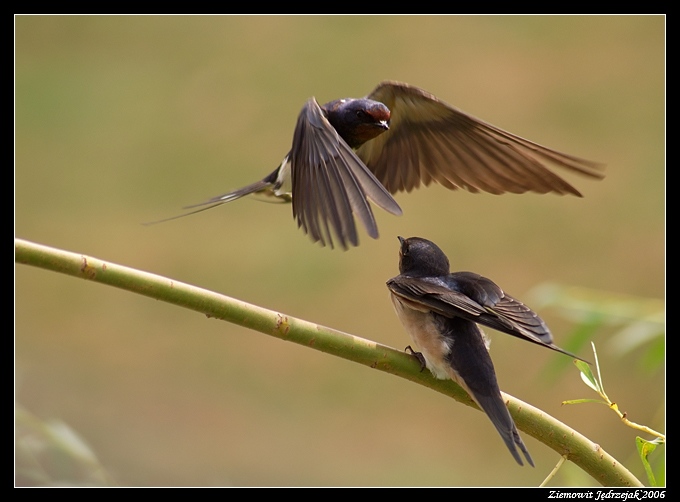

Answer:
[15,15,664,487]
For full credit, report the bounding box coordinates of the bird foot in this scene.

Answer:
[404,345,427,372]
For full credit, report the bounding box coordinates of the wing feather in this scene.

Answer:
[360,81,604,196]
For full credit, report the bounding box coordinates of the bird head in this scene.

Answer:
[324,98,390,148]
[397,236,450,277]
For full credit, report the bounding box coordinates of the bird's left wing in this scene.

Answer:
[290,98,401,249]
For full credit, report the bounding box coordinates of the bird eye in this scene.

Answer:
[356,110,368,120]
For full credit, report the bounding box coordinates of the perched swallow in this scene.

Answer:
[161,81,604,249]
[386,236,586,466]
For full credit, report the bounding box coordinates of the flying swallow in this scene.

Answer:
[159,81,604,249]
[386,236,586,466]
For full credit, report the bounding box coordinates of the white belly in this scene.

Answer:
[390,295,453,381]
[274,156,292,197]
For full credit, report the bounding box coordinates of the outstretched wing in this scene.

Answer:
[359,81,604,196]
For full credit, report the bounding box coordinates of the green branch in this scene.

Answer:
[15,238,643,487]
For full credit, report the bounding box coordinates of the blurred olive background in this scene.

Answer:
[15,15,664,487]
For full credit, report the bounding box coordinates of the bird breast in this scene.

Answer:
[390,294,453,380]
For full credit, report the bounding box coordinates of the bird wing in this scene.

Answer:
[359,81,605,196]
[290,98,402,250]
[443,317,534,466]
[387,272,585,360]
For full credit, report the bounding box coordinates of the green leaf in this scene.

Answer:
[562,398,607,406]
[576,359,602,393]
[636,436,660,486]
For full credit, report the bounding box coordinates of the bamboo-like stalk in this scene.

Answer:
[15,237,643,487]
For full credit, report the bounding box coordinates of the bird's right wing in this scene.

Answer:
[387,273,585,361]
[360,81,604,196]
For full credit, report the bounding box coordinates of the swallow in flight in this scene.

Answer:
[161,81,604,249]
[387,236,586,466]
